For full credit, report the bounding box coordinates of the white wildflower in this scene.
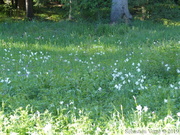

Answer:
[167,67,170,71]
[59,101,64,105]
[17,71,21,74]
[43,123,52,134]
[177,69,180,73]
[98,87,102,91]
[124,58,129,62]
[121,76,125,80]
[170,84,174,88]
[5,78,11,84]
[115,84,122,90]
[135,81,139,85]
[143,106,148,112]
[164,99,168,103]
[136,105,142,111]
[137,68,141,72]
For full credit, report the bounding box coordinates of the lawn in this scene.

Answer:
[0,20,180,134]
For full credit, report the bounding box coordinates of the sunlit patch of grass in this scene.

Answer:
[163,19,180,26]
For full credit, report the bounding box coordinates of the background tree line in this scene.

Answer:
[0,0,179,22]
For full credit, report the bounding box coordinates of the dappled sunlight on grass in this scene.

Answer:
[160,18,180,26]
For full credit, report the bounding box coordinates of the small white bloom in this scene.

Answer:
[177,112,180,117]
[115,84,122,90]
[98,87,102,91]
[174,87,178,90]
[137,68,141,72]
[135,81,139,85]
[1,79,4,83]
[17,71,21,74]
[121,76,125,80]
[143,106,148,112]
[69,101,74,105]
[5,78,11,84]
[164,99,168,103]
[140,79,144,83]
[136,105,142,111]
[165,64,169,67]
[117,72,122,76]
[167,67,170,71]
[26,71,30,75]
[43,123,52,133]
[177,69,180,73]
[59,101,64,105]
[96,127,102,132]
[124,58,129,62]
[170,84,174,88]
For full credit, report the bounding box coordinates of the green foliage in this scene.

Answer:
[60,0,111,21]
[1,0,180,22]
[129,0,180,21]
[33,0,180,22]
[0,20,180,134]
[150,3,180,20]
[34,0,50,6]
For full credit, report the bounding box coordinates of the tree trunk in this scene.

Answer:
[68,0,77,20]
[68,0,72,20]
[25,0,33,19]
[0,0,4,4]
[111,0,132,24]
[12,0,18,9]
[18,0,25,10]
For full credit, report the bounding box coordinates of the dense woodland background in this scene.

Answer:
[0,0,180,22]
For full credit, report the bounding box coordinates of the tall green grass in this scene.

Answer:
[0,20,180,134]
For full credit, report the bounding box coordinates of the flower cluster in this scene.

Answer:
[112,60,148,92]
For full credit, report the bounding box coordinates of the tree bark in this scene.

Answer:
[111,0,132,24]
[0,0,4,4]
[18,0,25,10]
[25,0,33,19]
[68,0,72,20]
[12,0,18,9]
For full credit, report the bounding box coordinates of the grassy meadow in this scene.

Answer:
[0,20,180,134]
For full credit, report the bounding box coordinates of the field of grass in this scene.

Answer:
[0,20,180,134]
